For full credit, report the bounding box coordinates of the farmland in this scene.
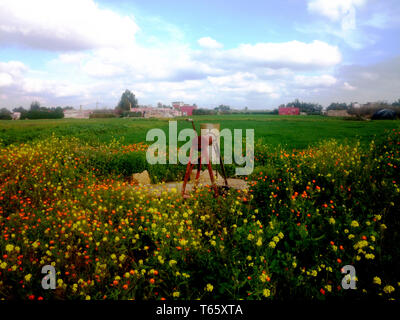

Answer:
[1,114,399,148]
[0,115,399,300]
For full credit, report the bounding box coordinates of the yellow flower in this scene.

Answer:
[169,260,177,267]
[373,277,381,285]
[269,241,276,248]
[351,221,359,228]
[325,285,332,292]
[5,244,14,252]
[272,236,280,243]
[329,217,335,225]
[256,238,263,247]
[278,232,284,239]
[172,291,180,298]
[263,288,271,297]
[85,295,91,300]
[24,274,32,282]
[247,234,255,241]
[383,285,395,294]
[206,283,214,292]
[0,262,7,269]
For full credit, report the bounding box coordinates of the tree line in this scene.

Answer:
[1,101,65,120]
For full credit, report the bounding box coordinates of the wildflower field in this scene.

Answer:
[0,116,399,300]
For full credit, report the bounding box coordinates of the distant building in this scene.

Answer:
[279,107,300,115]
[326,110,351,117]
[172,102,197,116]
[12,112,21,120]
[133,107,182,118]
[64,109,93,119]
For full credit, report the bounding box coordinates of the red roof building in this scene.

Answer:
[278,107,300,115]
[172,102,197,116]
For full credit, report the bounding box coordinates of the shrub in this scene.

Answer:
[89,113,117,119]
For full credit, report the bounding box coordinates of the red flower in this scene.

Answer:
[320,288,325,295]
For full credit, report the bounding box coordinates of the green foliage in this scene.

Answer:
[89,112,117,119]
[0,108,12,120]
[0,115,399,149]
[286,99,323,115]
[121,111,142,118]
[116,89,138,112]
[327,102,349,111]
[20,106,64,119]
[193,108,216,115]
[0,130,399,300]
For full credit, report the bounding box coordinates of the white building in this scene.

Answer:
[131,107,182,118]
[12,112,21,120]
[63,109,93,119]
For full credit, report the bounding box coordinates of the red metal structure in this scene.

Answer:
[279,107,300,115]
[181,120,228,198]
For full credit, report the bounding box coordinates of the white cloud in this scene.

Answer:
[0,73,13,87]
[0,0,139,50]
[307,0,366,23]
[0,60,28,87]
[294,74,337,88]
[217,40,341,69]
[198,37,223,49]
[0,1,362,109]
[343,81,356,90]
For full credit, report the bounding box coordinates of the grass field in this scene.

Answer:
[1,115,399,148]
[1,115,399,301]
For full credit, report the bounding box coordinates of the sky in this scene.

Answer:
[0,0,399,110]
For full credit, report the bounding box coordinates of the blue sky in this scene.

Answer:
[0,0,399,109]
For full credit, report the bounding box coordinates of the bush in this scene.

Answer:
[121,111,142,118]
[20,108,64,119]
[89,113,117,119]
[0,108,12,120]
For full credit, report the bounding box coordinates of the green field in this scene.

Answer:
[1,115,399,148]
[1,114,400,300]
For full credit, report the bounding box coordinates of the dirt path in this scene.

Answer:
[132,178,250,197]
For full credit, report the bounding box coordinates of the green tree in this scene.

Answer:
[117,89,138,112]
[30,101,41,111]
[327,102,348,111]
[214,104,231,113]
[286,99,322,115]
[0,108,12,120]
